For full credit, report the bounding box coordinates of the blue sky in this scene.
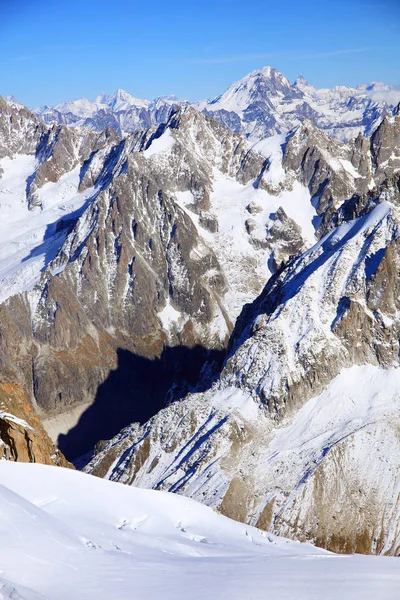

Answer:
[1,0,399,107]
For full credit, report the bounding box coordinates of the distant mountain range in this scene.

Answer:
[31,66,400,141]
[1,64,400,558]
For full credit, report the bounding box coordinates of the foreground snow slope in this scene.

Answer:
[0,463,399,600]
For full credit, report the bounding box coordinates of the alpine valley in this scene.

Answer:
[1,65,400,596]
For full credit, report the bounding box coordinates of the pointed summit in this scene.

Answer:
[293,75,315,93]
[97,89,150,111]
[4,94,23,108]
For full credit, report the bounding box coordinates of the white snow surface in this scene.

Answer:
[143,129,175,157]
[259,363,400,488]
[0,155,98,303]
[157,298,184,337]
[175,160,316,323]
[0,462,399,600]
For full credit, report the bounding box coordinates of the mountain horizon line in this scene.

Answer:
[4,64,400,111]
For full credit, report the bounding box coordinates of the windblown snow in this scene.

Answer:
[0,462,399,600]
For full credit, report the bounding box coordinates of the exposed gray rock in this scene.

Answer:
[0,101,292,460]
[3,86,400,559]
[85,114,400,556]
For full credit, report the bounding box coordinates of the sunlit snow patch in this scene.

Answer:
[0,155,99,303]
[143,129,174,157]
[0,462,398,600]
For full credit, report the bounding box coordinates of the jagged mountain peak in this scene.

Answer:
[238,65,290,84]
[206,65,297,114]
[293,74,314,91]
[28,66,400,142]
[4,94,23,107]
[3,64,400,563]
[96,88,151,111]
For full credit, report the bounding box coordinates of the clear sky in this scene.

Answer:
[1,0,399,108]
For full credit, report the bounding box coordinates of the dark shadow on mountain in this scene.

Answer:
[58,345,225,465]
[21,200,93,273]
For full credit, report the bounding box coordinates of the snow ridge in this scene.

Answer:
[30,67,400,141]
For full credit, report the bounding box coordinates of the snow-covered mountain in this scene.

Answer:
[1,461,399,600]
[34,89,188,136]
[198,66,400,141]
[86,109,400,554]
[31,66,400,141]
[0,96,321,460]
[1,81,400,562]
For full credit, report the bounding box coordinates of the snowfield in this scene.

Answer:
[0,463,399,600]
[0,155,99,303]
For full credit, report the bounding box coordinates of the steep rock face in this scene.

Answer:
[0,96,46,161]
[0,380,70,466]
[281,111,400,235]
[282,120,372,227]
[0,100,320,460]
[87,171,400,555]
[1,93,398,469]
[222,201,398,410]
[371,109,400,181]
[87,367,400,556]
[2,77,400,552]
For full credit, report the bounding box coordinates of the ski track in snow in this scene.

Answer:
[0,462,399,600]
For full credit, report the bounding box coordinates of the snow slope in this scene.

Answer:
[0,462,399,600]
[0,155,99,302]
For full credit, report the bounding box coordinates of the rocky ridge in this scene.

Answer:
[2,86,400,555]
[0,380,70,466]
[86,110,400,555]
[30,66,400,142]
[0,98,321,460]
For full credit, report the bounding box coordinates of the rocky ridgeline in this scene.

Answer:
[32,67,400,142]
[1,87,400,554]
[86,110,400,556]
[0,100,308,459]
[0,380,70,467]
